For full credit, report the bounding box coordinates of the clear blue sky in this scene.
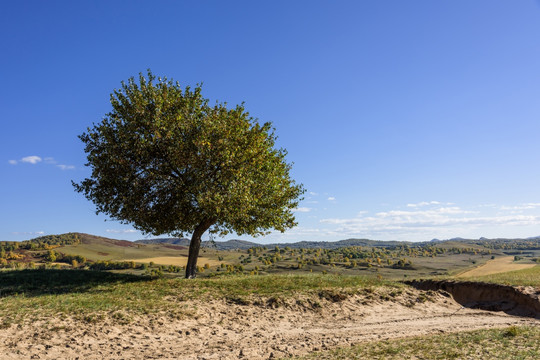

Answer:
[2,0,540,243]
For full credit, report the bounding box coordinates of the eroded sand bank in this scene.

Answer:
[1,286,538,359]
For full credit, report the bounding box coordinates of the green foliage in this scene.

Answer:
[88,260,140,271]
[28,233,81,247]
[73,70,304,239]
[45,250,57,262]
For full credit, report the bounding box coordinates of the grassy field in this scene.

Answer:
[122,256,223,267]
[5,232,525,280]
[463,265,540,287]
[294,326,540,360]
[457,256,537,278]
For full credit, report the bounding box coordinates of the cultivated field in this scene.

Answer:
[457,256,537,278]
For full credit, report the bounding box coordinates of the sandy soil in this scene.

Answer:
[1,287,538,359]
[124,256,222,267]
[457,256,536,278]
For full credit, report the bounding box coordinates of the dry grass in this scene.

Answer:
[123,256,222,267]
[457,256,536,278]
[464,265,540,287]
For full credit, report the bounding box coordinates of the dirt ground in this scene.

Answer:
[1,287,538,359]
[457,256,536,278]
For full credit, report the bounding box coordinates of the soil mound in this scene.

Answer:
[407,280,540,318]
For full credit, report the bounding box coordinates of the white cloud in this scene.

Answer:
[106,229,138,234]
[320,203,540,240]
[309,192,319,196]
[500,203,540,211]
[327,197,336,201]
[294,207,312,213]
[21,156,42,164]
[9,155,75,170]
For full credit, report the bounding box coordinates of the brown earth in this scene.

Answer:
[407,279,540,318]
[1,286,539,359]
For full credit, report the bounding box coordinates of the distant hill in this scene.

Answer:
[136,238,191,246]
[135,238,258,250]
[21,232,540,252]
[135,237,411,250]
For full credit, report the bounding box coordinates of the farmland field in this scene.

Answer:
[457,256,537,278]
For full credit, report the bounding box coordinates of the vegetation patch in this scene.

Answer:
[0,270,392,324]
[294,326,540,360]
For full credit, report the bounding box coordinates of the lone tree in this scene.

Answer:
[73,71,304,278]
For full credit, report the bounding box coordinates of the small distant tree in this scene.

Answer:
[46,250,56,263]
[73,71,304,278]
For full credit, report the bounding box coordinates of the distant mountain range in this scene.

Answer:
[16,232,540,251]
[134,236,540,251]
[135,237,411,250]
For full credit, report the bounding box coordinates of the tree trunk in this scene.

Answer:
[185,218,215,279]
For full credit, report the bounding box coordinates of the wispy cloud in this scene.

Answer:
[320,202,540,240]
[294,207,312,213]
[21,156,42,164]
[406,201,441,208]
[327,196,336,201]
[106,229,138,234]
[499,203,540,211]
[8,155,75,170]
[309,192,319,196]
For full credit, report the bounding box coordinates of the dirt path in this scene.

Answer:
[457,256,536,278]
[1,287,538,359]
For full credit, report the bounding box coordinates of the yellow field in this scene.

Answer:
[457,256,536,278]
[125,256,223,267]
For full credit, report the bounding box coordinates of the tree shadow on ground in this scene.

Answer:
[0,269,150,297]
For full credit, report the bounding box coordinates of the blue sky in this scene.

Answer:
[2,1,540,243]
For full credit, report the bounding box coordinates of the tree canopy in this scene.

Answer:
[73,71,304,277]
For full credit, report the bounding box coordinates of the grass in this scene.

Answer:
[457,256,537,278]
[0,269,394,325]
[294,326,540,360]
[463,265,540,287]
[54,237,496,279]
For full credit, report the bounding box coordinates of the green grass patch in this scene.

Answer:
[294,326,540,360]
